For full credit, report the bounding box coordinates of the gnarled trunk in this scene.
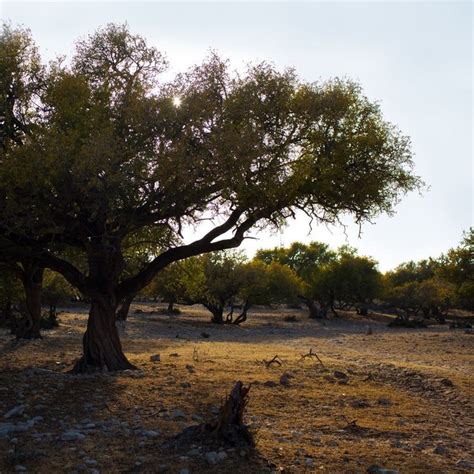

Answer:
[72,244,135,373]
[72,297,135,373]
[16,262,44,339]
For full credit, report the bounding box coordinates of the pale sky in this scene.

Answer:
[1,1,472,271]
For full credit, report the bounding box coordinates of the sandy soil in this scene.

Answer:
[0,304,473,473]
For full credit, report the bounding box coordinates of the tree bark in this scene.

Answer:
[305,299,326,319]
[206,304,224,324]
[72,244,136,373]
[16,262,44,339]
[1,297,12,323]
[72,297,136,373]
[116,293,135,321]
[167,301,175,313]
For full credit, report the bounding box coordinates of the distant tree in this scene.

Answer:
[230,260,303,324]
[0,24,421,371]
[382,259,456,324]
[437,229,474,310]
[311,248,382,316]
[256,241,336,318]
[42,270,76,320]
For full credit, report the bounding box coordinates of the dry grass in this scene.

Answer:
[0,304,473,473]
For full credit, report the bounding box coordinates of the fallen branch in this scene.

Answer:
[259,355,283,368]
[298,348,325,368]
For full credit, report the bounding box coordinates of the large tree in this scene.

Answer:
[0,24,421,372]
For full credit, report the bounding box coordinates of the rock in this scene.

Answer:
[185,365,195,373]
[440,378,454,387]
[377,397,392,406]
[180,382,191,388]
[85,459,98,466]
[366,465,399,474]
[205,451,218,465]
[61,430,86,441]
[169,353,180,357]
[0,423,16,436]
[264,381,278,388]
[280,372,294,386]
[141,430,160,438]
[187,448,201,456]
[333,371,348,380]
[180,470,190,474]
[351,399,370,408]
[171,409,186,421]
[455,459,473,469]
[150,354,161,362]
[4,405,25,419]
[217,451,227,461]
[433,444,447,455]
[14,466,27,472]
[305,458,314,467]
[201,332,210,338]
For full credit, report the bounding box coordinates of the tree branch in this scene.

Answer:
[116,210,256,299]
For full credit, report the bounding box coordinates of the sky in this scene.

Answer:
[1,0,472,271]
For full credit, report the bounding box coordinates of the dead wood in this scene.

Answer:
[298,348,325,368]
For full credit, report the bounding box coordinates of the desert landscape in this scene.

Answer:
[1,305,472,473]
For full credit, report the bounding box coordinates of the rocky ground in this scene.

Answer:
[0,304,473,473]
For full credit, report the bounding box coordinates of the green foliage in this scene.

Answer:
[437,228,474,310]
[382,277,454,318]
[309,248,381,311]
[0,24,43,150]
[42,270,76,307]
[256,242,335,281]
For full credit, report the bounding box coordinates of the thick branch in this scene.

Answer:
[116,211,256,299]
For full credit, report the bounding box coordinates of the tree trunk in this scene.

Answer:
[207,304,224,324]
[306,299,326,319]
[16,263,44,339]
[116,293,135,321]
[72,297,136,373]
[1,297,12,322]
[167,301,175,313]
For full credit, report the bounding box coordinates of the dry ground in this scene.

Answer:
[0,304,473,474]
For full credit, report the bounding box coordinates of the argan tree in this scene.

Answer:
[311,247,382,316]
[256,242,337,318]
[0,24,421,372]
